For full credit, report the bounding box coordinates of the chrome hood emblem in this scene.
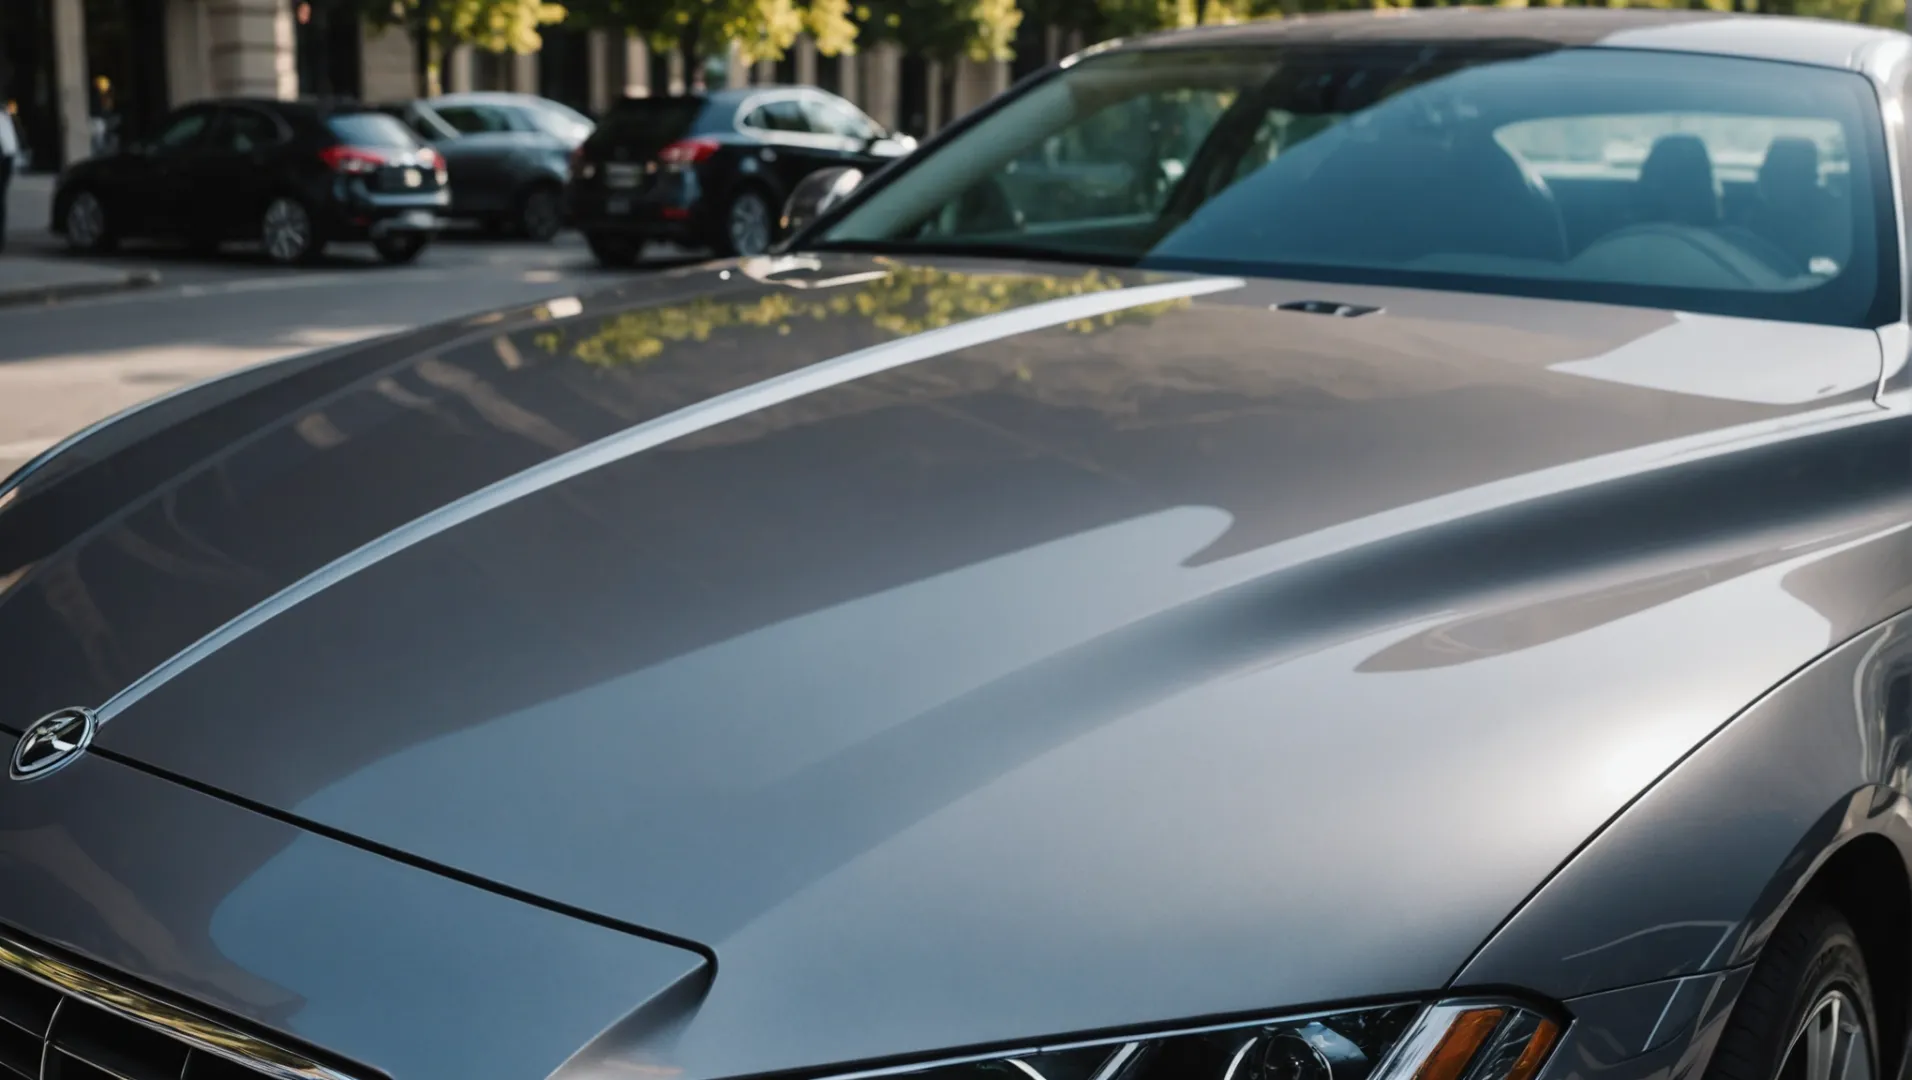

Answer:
[10,707,96,781]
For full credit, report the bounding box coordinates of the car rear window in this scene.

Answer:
[595,98,704,152]
[326,112,421,148]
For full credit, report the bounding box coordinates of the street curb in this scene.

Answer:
[0,269,161,309]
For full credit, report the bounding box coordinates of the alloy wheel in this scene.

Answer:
[261,197,313,264]
[66,193,107,251]
[1781,990,1873,1080]
[728,192,772,256]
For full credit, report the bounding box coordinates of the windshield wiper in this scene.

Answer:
[799,238,1142,270]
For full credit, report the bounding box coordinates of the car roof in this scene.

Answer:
[1113,8,1903,71]
[430,91,562,108]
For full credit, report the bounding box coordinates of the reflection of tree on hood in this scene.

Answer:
[541,261,1195,368]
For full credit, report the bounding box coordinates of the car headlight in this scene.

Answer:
[851,1001,1559,1080]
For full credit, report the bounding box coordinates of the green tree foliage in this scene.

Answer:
[562,0,858,75]
[355,0,564,96]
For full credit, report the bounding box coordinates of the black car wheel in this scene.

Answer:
[719,188,774,256]
[374,233,429,265]
[261,196,323,265]
[64,190,117,254]
[518,186,563,243]
[586,231,641,268]
[1705,904,1878,1080]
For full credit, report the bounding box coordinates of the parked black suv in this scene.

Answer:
[52,98,449,264]
[566,86,915,265]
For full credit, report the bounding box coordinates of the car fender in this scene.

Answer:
[1456,599,1912,1003]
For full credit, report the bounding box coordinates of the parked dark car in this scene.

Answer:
[566,85,915,264]
[378,92,590,242]
[51,97,448,264]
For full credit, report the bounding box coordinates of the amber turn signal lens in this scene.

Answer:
[1503,1019,1560,1080]
[1413,1008,1505,1080]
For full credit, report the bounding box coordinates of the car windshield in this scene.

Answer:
[818,44,1898,327]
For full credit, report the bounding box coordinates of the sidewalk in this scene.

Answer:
[2,174,159,307]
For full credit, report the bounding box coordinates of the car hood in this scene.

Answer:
[2,254,1907,1077]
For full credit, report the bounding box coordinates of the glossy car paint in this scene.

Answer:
[1,12,1911,1080]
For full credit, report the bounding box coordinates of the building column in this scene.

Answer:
[859,43,900,131]
[666,47,687,94]
[206,0,298,99]
[359,22,417,99]
[754,57,774,85]
[587,30,612,113]
[725,43,749,89]
[837,49,858,104]
[165,0,215,106]
[446,45,474,93]
[925,60,943,132]
[794,35,817,87]
[52,0,91,165]
[511,50,537,94]
[623,37,650,97]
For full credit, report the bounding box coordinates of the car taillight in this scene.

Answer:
[321,145,387,175]
[657,138,719,166]
[416,146,449,184]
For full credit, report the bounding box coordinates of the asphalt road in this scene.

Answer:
[0,231,678,477]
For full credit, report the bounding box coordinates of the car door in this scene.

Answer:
[187,105,286,239]
[117,104,217,235]
[430,102,520,215]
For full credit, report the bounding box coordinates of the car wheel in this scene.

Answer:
[719,188,774,256]
[374,233,428,265]
[585,231,640,268]
[1705,904,1878,1080]
[518,186,563,242]
[261,196,323,265]
[64,190,117,254]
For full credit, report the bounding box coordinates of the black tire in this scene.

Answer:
[712,186,775,257]
[1707,904,1879,1080]
[586,231,641,268]
[374,233,428,264]
[261,195,324,265]
[517,184,563,242]
[63,189,118,254]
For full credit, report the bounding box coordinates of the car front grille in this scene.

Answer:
[0,932,361,1080]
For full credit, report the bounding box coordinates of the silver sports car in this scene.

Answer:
[1,10,1909,1080]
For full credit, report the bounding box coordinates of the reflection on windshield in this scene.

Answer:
[821,43,1896,328]
[537,262,1197,368]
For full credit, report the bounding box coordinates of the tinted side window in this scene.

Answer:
[436,105,512,134]
[153,107,214,151]
[214,108,282,153]
[751,99,812,134]
[803,97,877,140]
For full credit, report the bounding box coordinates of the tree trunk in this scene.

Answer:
[411,0,436,97]
[1857,0,1877,23]
[1195,0,1212,24]
[937,62,956,135]
[678,14,705,90]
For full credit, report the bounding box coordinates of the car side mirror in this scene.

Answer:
[782,166,864,235]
